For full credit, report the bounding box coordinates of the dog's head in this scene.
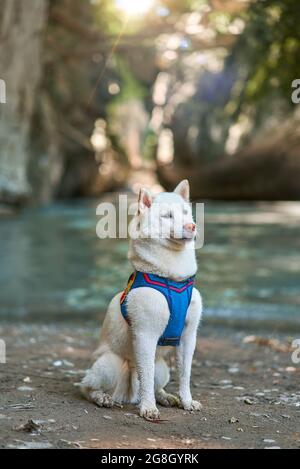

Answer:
[131,180,196,250]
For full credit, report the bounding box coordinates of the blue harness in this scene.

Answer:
[120,271,195,347]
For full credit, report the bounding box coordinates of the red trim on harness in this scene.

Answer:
[143,273,194,293]
[120,290,126,304]
[120,272,136,305]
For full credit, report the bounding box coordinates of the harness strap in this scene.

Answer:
[120,271,195,347]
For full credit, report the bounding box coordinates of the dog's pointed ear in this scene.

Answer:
[174,179,190,202]
[138,188,152,214]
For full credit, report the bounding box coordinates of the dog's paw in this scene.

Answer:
[156,391,181,408]
[139,404,160,421]
[181,399,203,412]
[91,391,114,408]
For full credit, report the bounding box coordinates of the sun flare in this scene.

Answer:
[115,0,154,16]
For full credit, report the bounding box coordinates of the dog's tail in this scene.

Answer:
[112,361,139,405]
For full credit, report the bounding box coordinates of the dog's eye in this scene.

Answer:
[161,212,173,219]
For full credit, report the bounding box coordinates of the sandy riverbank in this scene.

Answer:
[0,322,299,449]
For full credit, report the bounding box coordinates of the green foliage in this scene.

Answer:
[234,0,300,104]
[92,0,124,34]
[143,130,158,161]
[106,57,146,119]
[160,0,199,13]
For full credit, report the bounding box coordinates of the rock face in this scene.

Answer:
[0,0,48,204]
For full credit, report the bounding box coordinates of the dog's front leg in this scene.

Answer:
[127,288,170,419]
[176,288,202,411]
[176,331,202,411]
[133,332,160,420]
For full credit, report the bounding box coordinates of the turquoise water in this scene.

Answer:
[0,198,299,329]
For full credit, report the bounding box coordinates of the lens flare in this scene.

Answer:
[115,0,154,16]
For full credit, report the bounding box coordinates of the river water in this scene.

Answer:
[1,198,299,330]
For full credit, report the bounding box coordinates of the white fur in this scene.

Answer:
[80,180,203,419]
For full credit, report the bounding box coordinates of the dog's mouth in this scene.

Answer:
[169,233,196,244]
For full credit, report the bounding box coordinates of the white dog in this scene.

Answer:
[80,180,203,420]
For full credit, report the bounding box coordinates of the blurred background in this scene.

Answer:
[0,0,300,328]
